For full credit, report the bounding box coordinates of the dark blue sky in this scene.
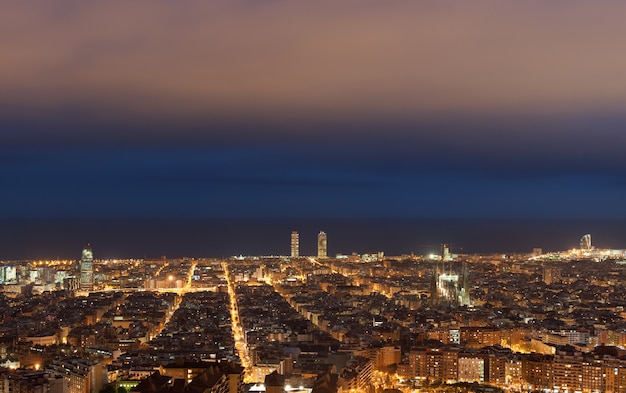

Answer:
[2,116,626,219]
[2,2,626,219]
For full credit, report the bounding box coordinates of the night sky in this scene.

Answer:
[3,1,626,220]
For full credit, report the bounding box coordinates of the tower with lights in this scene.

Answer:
[80,244,94,290]
[430,244,471,307]
[317,231,327,259]
[580,234,592,251]
[290,231,299,258]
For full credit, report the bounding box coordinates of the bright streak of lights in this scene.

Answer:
[223,261,252,382]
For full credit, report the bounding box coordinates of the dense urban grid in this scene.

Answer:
[2,232,626,393]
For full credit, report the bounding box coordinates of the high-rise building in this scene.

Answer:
[543,266,553,285]
[317,231,327,259]
[290,231,299,258]
[429,263,440,306]
[80,244,93,290]
[580,234,592,251]
[442,244,452,262]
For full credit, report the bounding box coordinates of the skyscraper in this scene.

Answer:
[317,231,327,259]
[290,231,299,258]
[580,234,592,251]
[80,244,94,290]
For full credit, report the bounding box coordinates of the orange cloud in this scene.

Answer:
[2,1,626,123]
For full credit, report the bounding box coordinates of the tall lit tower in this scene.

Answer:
[442,244,452,262]
[317,231,327,259]
[458,261,471,306]
[580,234,592,251]
[290,231,299,258]
[429,263,440,307]
[80,244,94,290]
[543,265,553,285]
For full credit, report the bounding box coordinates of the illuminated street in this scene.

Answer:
[223,260,252,381]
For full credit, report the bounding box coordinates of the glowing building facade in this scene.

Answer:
[430,245,470,307]
[580,234,592,251]
[80,244,94,290]
[290,231,299,258]
[317,231,327,259]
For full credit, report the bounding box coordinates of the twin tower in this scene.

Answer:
[291,231,327,259]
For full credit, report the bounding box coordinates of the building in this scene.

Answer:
[158,360,244,393]
[129,372,171,393]
[0,369,66,393]
[460,327,502,348]
[312,371,338,393]
[184,366,237,393]
[317,232,327,259]
[408,349,428,382]
[0,266,17,284]
[442,348,460,383]
[553,359,582,393]
[47,357,105,393]
[458,353,484,383]
[482,352,507,385]
[338,357,371,392]
[580,234,592,251]
[408,347,459,384]
[581,359,604,393]
[63,276,80,292]
[80,245,94,291]
[430,247,470,307]
[521,354,553,391]
[290,231,299,258]
[543,265,554,285]
[264,371,284,393]
[376,346,401,371]
[505,358,523,390]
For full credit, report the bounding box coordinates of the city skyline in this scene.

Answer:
[2,2,626,219]
[3,219,626,261]
[3,240,626,392]
[1,4,626,259]
[5,3,626,389]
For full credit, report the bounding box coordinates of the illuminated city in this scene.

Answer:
[1,232,626,393]
[4,2,626,393]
